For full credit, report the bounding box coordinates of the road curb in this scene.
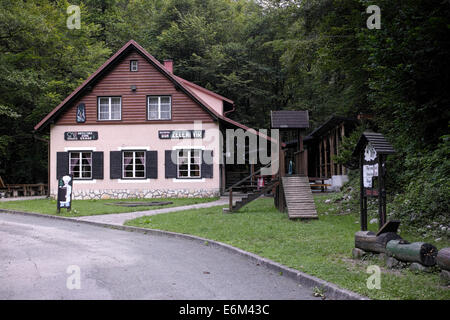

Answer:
[0,208,369,300]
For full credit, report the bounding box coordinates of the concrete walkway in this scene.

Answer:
[0,196,47,202]
[73,196,238,226]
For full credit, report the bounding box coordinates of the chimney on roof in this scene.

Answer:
[164,59,173,73]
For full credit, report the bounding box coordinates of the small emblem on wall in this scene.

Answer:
[158,130,204,139]
[64,131,98,141]
[76,103,86,123]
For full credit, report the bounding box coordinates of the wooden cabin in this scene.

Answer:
[304,116,359,189]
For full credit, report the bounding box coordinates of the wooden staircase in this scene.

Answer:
[282,175,318,219]
[224,180,279,213]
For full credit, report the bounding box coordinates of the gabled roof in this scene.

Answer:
[352,131,396,157]
[270,110,309,129]
[34,40,278,145]
[174,75,234,105]
[34,40,228,131]
[309,115,359,138]
[219,116,280,145]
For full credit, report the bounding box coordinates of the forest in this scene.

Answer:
[0,0,448,232]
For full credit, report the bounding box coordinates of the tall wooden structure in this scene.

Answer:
[270,110,310,176]
[352,132,395,231]
[271,110,317,219]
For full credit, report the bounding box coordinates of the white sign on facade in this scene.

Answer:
[363,144,378,188]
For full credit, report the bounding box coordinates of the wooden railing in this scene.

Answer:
[225,160,278,212]
[225,161,276,192]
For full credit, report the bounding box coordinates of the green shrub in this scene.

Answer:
[390,135,450,235]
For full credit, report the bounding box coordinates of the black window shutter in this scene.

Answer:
[165,150,177,178]
[110,151,122,179]
[56,152,69,179]
[202,150,214,178]
[92,152,104,179]
[146,151,157,179]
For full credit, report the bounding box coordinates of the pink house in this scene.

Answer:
[35,40,262,199]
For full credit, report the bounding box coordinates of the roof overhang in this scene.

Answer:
[34,40,222,131]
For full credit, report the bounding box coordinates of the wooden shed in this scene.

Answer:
[304,116,359,180]
[270,110,310,176]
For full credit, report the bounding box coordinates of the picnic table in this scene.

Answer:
[308,177,331,192]
[0,177,47,197]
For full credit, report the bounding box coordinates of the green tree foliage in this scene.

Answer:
[0,0,110,182]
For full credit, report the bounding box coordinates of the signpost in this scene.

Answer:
[57,175,73,213]
[352,132,395,231]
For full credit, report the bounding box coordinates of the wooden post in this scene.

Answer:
[303,148,308,177]
[360,152,367,231]
[378,154,386,229]
[299,133,304,175]
[229,187,233,212]
[324,136,328,178]
[319,140,323,177]
[341,124,346,175]
[328,131,335,176]
[336,126,340,175]
[220,164,226,195]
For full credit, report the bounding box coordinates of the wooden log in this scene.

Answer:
[436,247,450,271]
[355,231,402,253]
[386,240,438,266]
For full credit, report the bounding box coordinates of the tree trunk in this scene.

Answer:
[386,240,438,266]
[436,248,450,271]
[355,231,402,253]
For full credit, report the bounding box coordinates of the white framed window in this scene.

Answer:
[130,60,138,72]
[69,152,92,180]
[147,96,171,120]
[122,151,146,179]
[177,149,201,179]
[98,97,121,120]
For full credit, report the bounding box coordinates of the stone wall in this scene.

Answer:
[51,189,220,200]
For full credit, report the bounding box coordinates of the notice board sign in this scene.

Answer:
[158,130,204,139]
[64,131,98,141]
[363,144,378,188]
[57,175,73,213]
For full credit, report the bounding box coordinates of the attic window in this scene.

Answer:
[130,60,138,72]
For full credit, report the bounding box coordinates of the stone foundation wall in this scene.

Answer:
[51,189,220,200]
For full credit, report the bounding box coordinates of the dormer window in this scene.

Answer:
[130,60,138,72]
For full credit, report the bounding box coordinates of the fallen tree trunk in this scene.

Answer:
[355,231,402,253]
[436,248,450,271]
[386,240,438,266]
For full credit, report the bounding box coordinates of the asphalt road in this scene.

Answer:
[0,213,318,300]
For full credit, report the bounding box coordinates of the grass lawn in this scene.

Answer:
[125,194,450,300]
[0,197,219,217]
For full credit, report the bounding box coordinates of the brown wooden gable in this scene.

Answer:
[55,50,214,125]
